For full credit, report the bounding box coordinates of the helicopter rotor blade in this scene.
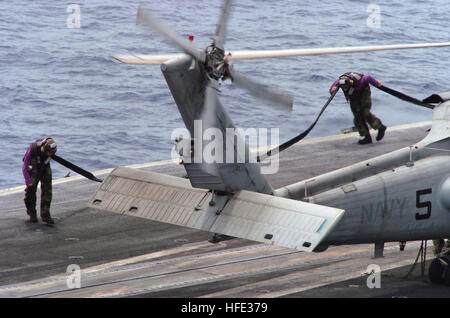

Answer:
[228,66,293,112]
[214,0,233,50]
[195,79,224,175]
[113,42,450,65]
[136,4,205,63]
[225,42,450,61]
[112,53,184,64]
[201,79,219,128]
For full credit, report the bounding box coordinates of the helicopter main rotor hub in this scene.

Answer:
[205,45,231,81]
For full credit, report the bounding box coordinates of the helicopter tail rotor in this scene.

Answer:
[137,1,294,113]
[213,0,233,50]
[136,4,205,63]
[228,65,293,111]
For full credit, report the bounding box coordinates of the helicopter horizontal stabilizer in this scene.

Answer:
[88,166,345,252]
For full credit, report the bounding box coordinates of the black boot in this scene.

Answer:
[358,134,372,145]
[376,125,386,141]
[41,214,55,225]
[28,212,38,223]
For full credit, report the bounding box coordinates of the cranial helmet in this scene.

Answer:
[43,138,57,155]
[338,76,354,90]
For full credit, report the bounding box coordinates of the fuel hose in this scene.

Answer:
[377,85,434,109]
[258,89,338,162]
[259,83,435,161]
[52,154,103,183]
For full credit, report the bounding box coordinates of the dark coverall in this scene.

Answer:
[330,72,384,137]
[22,140,53,220]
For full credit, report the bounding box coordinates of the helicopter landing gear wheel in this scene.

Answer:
[429,256,450,285]
[444,256,450,286]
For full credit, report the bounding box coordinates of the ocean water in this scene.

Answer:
[1,0,450,189]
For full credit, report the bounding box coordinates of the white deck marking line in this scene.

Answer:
[0,121,431,197]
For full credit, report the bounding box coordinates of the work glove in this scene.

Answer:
[28,175,37,188]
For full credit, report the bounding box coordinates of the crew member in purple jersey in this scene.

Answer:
[330,72,386,144]
[22,138,57,224]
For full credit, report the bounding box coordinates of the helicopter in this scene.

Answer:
[88,1,450,285]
